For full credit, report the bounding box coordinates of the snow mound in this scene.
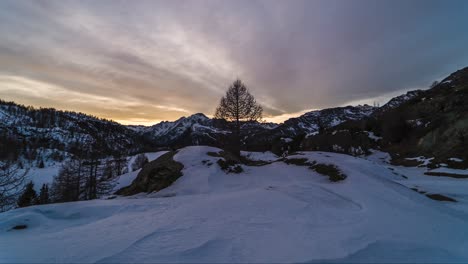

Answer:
[1,146,468,263]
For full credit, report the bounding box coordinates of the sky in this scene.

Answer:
[1,0,468,125]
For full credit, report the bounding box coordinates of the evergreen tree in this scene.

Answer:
[38,159,45,168]
[37,184,50,205]
[17,181,37,208]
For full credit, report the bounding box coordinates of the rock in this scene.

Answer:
[116,151,184,196]
[11,224,27,230]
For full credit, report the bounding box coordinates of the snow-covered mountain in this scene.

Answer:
[301,66,468,165]
[274,105,376,137]
[141,113,224,146]
[128,105,376,151]
[133,113,277,148]
[377,90,423,113]
[0,98,379,164]
[0,100,153,164]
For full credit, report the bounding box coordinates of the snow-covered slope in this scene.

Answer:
[377,90,423,112]
[277,105,376,137]
[2,146,468,263]
[0,100,152,164]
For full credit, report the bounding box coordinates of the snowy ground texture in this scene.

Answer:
[1,146,468,263]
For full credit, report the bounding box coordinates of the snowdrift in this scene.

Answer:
[1,146,468,263]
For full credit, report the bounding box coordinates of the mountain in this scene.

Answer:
[3,66,468,166]
[376,90,423,113]
[274,105,376,137]
[140,113,223,146]
[302,66,468,168]
[0,100,154,164]
[129,105,376,152]
[0,100,379,164]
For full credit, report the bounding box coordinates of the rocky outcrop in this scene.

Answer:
[116,151,184,196]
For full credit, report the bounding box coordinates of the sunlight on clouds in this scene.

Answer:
[0,75,192,124]
[0,75,137,108]
[341,87,424,107]
[263,109,318,124]
[54,4,240,95]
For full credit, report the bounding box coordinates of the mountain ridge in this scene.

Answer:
[2,66,467,164]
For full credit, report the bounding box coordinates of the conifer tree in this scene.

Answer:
[37,184,50,205]
[17,181,37,208]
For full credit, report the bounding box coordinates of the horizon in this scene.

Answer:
[1,0,468,125]
[0,85,417,126]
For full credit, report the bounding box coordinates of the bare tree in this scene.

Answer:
[0,163,27,212]
[215,79,263,156]
[51,160,81,203]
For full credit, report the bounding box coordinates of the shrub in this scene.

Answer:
[311,163,347,182]
[284,158,315,166]
[217,159,243,174]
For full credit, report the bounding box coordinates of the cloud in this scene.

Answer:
[1,0,468,125]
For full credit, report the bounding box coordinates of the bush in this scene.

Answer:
[284,158,315,166]
[311,163,347,182]
[217,159,243,174]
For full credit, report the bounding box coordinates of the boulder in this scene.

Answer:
[116,151,184,196]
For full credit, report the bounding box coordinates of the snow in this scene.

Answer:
[2,146,468,263]
[428,167,468,175]
[449,158,464,163]
[405,156,435,166]
[24,165,61,191]
[241,151,279,162]
[365,131,382,141]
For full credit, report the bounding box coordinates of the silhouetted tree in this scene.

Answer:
[0,163,26,212]
[38,159,45,168]
[51,160,81,202]
[37,184,50,205]
[17,181,37,208]
[215,79,263,156]
[430,81,439,88]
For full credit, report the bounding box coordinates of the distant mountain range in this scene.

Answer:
[2,66,467,167]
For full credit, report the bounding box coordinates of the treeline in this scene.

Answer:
[14,155,130,208]
[0,99,155,165]
[1,152,150,212]
[0,99,119,127]
[50,155,127,202]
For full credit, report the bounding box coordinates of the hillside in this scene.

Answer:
[301,67,468,168]
[1,146,468,263]
[0,100,155,164]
